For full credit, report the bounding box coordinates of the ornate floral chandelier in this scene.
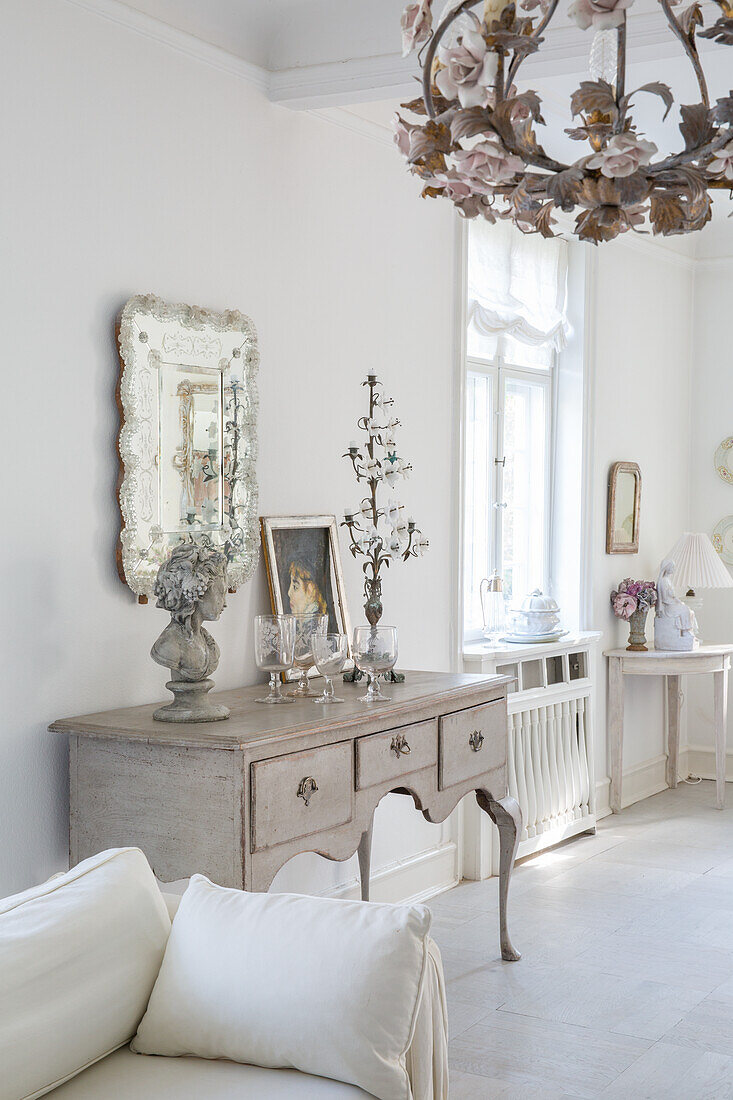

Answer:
[395,0,733,242]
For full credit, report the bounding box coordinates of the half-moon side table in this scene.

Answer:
[605,645,733,812]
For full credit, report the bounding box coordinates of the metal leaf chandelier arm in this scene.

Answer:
[614,15,627,126]
[421,0,482,118]
[658,0,709,108]
[651,127,732,174]
[504,0,561,95]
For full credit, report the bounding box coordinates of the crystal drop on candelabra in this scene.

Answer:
[588,28,617,84]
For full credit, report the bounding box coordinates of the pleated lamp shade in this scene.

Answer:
[666,532,733,591]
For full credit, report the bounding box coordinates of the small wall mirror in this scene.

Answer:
[116,294,259,600]
[606,461,641,554]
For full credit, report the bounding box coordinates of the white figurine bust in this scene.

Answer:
[654,558,698,651]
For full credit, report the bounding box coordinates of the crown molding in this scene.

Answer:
[269,54,416,110]
[63,0,270,95]
[695,253,733,270]
[270,12,703,109]
[308,108,394,148]
[612,232,697,271]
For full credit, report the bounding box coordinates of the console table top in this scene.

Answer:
[49,670,510,751]
[604,644,733,659]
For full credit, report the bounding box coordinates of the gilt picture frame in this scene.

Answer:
[260,515,353,678]
[606,462,642,554]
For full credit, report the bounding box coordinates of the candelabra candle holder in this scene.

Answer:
[341,374,428,682]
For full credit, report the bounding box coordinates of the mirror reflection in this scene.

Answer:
[613,471,636,546]
[607,462,641,554]
[159,367,225,530]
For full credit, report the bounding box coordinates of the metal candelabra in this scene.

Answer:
[342,374,428,682]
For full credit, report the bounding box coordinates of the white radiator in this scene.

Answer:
[463,633,600,876]
[508,695,595,857]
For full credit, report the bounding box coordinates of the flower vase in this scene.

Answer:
[627,608,649,652]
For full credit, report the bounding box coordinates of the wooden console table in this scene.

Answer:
[50,670,522,961]
[605,646,733,813]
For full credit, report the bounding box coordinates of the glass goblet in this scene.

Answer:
[352,625,398,704]
[311,634,349,704]
[254,614,296,704]
[289,613,328,697]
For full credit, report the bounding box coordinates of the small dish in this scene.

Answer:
[712,516,733,565]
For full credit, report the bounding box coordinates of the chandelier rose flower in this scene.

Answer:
[395,0,733,242]
[567,0,634,32]
[585,132,658,177]
[401,0,434,56]
[435,23,499,107]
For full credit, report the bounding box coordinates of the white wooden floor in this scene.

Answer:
[427,781,733,1098]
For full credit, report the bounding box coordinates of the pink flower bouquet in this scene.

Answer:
[610,578,657,620]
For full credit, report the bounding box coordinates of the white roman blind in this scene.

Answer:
[467,219,569,351]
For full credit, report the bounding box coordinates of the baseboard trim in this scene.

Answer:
[686,744,733,782]
[593,746,733,820]
[327,842,460,905]
[595,753,670,818]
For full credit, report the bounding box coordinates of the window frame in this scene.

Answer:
[462,346,555,645]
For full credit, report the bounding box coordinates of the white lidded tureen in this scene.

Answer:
[505,590,563,640]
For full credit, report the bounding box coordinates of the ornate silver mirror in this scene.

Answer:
[116,294,259,600]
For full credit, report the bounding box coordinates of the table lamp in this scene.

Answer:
[665,532,733,641]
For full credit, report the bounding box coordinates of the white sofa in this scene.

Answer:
[0,849,448,1100]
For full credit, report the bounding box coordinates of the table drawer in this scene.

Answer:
[356,719,437,790]
[251,741,352,852]
[439,699,506,789]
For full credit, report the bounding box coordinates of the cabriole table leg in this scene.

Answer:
[477,791,522,962]
[357,819,374,902]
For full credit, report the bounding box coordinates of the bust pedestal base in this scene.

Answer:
[154,678,230,723]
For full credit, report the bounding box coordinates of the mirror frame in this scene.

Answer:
[606,461,641,554]
[115,294,259,600]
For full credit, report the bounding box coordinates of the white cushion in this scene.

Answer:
[0,848,171,1100]
[132,876,433,1100]
[48,1047,376,1098]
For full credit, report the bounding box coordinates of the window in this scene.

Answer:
[462,220,568,642]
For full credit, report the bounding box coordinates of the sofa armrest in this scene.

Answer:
[405,937,449,1100]
[160,892,182,921]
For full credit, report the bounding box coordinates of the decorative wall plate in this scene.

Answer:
[712,517,733,565]
[714,438,733,484]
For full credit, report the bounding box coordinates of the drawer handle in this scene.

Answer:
[297,776,319,806]
[390,734,412,758]
[469,730,484,753]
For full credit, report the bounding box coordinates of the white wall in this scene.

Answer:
[0,0,459,896]
[686,257,733,762]
[588,241,695,808]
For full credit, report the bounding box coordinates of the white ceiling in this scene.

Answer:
[116,0,404,71]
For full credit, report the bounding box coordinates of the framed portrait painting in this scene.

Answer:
[260,515,353,675]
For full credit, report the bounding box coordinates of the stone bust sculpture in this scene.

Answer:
[654,558,698,652]
[151,540,230,722]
